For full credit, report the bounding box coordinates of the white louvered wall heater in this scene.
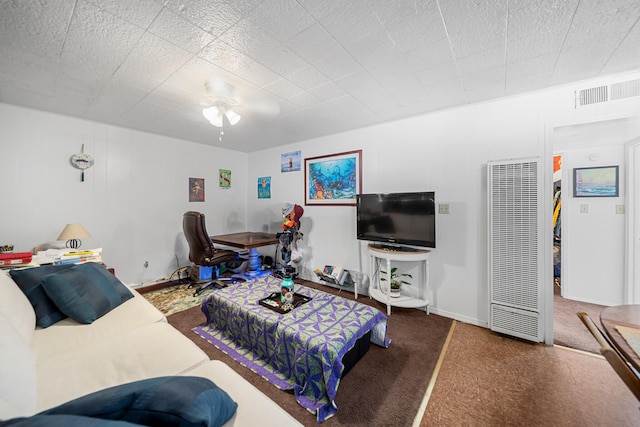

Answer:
[488,158,544,342]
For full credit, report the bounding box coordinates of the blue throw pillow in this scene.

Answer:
[0,414,143,426]
[40,376,238,427]
[41,263,133,324]
[9,264,74,328]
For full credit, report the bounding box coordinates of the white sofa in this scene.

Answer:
[0,268,302,426]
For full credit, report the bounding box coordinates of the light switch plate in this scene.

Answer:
[439,204,450,214]
[616,205,625,214]
[580,204,589,213]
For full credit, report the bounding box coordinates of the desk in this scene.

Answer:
[600,304,640,373]
[211,232,278,276]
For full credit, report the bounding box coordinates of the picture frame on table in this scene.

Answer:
[573,165,619,197]
[304,150,362,206]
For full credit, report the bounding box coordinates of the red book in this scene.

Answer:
[0,252,33,266]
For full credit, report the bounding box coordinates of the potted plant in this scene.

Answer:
[380,267,412,298]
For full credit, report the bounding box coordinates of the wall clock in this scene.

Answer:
[70,144,94,182]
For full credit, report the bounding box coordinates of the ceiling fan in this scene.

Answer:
[199,79,280,142]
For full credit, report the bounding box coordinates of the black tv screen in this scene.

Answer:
[356,192,436,248]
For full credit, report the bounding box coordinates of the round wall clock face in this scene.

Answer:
[70,152,94,170]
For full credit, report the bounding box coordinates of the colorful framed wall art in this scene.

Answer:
[304,150,362,206]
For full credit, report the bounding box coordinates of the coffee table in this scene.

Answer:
[194,275,389,422]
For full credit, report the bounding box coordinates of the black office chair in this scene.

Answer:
[183,211,240,296]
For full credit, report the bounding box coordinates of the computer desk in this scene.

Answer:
[210,232,279,276]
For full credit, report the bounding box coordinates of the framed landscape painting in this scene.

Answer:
[304,150,362,206]
[573,165,619,197]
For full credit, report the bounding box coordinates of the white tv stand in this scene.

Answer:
[364,244,430,315]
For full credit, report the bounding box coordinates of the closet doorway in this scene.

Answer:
[550,119,637,351]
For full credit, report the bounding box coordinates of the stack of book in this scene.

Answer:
[53,249,103,265]
[314,265,354,287]
[0,252,34,269]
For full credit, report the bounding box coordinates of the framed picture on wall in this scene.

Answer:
[573,165,619,197]
[281,150,301,172]
[304,150,362,206]
[258,176,271,199]
[189,178,205,202]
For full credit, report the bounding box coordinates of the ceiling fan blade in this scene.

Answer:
[198,97,214,107]
[205,79,235,98]
[238,99,281,117]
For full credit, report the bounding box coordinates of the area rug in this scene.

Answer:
[142,283,208,316]
[168,278,453,426]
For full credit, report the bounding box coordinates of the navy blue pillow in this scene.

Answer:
[0,414,143,426]
[41,263,133,324]
[9,264,74,327]
[40,376,238,427]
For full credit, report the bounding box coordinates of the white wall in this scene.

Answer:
[0,104,248,285]
[248,93,544,326]
[247,70,640,327]
[560,145,626,305]
[1,69,638,327]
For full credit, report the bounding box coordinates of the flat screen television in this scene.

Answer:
[356,192,436,248]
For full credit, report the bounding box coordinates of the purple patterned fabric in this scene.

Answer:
[193,275,389,422]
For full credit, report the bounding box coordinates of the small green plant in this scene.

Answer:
[380,267,413,290]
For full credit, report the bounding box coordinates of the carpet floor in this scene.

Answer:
[423,322,639,426]
[154,279,639,426]
[553,291,605,354]
[167,278,453,426]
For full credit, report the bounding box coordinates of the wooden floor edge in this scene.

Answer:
[412,320,458,427]
[553,343,604,358]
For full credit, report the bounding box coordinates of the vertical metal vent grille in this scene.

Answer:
[488,158,542,342]
[576,85,608,106]
[489,161,539,311]
[491,304,540,341]
[611,79,640,100]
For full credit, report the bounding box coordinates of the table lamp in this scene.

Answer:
[57,223,91,249]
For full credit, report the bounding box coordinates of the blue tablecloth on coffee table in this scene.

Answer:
[193,275,390,422]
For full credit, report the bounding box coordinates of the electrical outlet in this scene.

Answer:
[616,205,625,214]
[439,204,450,214]
[580,204,589,214]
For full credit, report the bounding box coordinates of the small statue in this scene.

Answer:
[278,203,304,274]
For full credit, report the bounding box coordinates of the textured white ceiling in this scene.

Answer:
[1,0,639,152]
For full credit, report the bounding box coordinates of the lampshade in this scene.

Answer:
[202,106,223,127]
[57,223,91,249]
[224,108,241,125]
[202,105,241,127]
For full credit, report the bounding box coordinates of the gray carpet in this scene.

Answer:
[553,288,605,354]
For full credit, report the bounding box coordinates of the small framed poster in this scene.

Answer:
[189,178,205,202]
[281,150,301,172]
[219,169,231,189]
[573,165,619,197]
[258,176,271,199]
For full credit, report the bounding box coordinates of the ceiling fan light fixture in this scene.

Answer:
[224,108,241,125]
[202,106,223,127]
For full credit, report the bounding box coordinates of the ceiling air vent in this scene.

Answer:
[610,79,640,100]
[575,85,608,107]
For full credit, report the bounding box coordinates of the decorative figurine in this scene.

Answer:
[276,203,304,278]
